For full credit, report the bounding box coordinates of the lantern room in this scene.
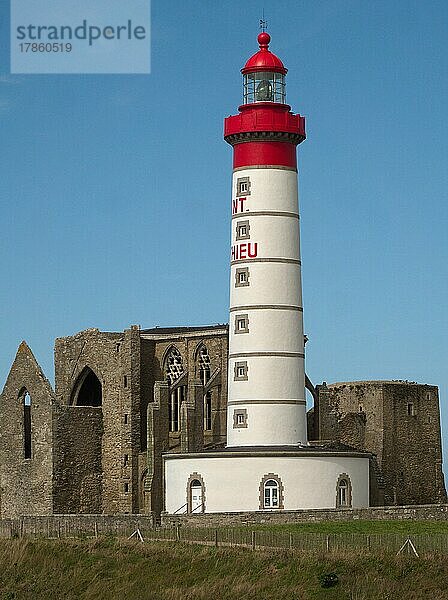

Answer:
[242,32,288,105]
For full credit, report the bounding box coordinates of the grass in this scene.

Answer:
[0,538,447,599]
[242,519,448,534]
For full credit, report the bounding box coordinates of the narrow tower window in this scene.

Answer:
[236,176,251,197]
[235,267,250,288]
[205,392,212,431]
[235,314,249,334]
[233,408,248,429]
[234,361,248,381]
[236,220,250,241]
[23,391,31,459]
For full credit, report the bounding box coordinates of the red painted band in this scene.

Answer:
[233,141,297,169]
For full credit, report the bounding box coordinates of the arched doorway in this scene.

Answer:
[186,473,205,513]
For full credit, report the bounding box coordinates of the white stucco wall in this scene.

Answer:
[227,166,306,447]
[164,453,370,514]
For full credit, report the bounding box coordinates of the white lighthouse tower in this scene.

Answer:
[225,32,307,447]
[163,32,370,515]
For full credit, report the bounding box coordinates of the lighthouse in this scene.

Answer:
[163,31,370,515]
[224,32,307,447]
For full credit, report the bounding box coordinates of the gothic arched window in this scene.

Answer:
[197,345,212,431]
[21,390,32,459]
[165,347,184,384]
[164,347,185,432]
[71,367,102,406]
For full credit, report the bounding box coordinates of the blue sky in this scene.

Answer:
[1,1,448,467]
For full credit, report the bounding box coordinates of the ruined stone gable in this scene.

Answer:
[0,342,54,517]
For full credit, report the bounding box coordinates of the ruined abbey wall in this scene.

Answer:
[0,327,445,518]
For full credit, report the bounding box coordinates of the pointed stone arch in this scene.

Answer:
[195,343,211,384]
[162,346,184,384]
[71,366,102,406]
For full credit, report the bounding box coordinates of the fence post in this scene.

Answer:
[326,535,330,553]
[215,529,218,548]
[176,525,180,542]
[367,535,371,551]
[251,531,256,551]
[94,522,98,538]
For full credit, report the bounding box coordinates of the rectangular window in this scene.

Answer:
[233,408,248,428]
[407,403,415,416]
[236,220,250,241]
[124,482,129,493]
[124,414,129,424]
[123,454,129,466]
[235,314,249,334]
[123,375,128,388]
[236,177,251,197]
[235,267,250,288]
[204,391,212,431]
[234,361,248,381]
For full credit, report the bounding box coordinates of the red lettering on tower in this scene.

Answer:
[232,197,248,215]
[248,243,258,258]
[231,243,260,262]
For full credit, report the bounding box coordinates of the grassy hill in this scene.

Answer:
[0,537,447,599]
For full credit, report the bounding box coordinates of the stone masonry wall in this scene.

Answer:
[161,504,448,527]
[54,327,143,514]
[52,405,103,513]
[316,381,447,506]
[0,342,54,517]
[382,383,446,505]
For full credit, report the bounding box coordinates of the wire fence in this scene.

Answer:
[1,517,448,556]
[144,527,448,555]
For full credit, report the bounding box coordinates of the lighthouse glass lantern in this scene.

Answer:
[243,71,285,104]
[241,32,288,105]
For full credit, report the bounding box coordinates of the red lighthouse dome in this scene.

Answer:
[224,31,306,170]
[242,33,287,75]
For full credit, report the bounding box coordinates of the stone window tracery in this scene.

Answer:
[197,345,212,431]
[164,347,185,433]
[165,347,184,384]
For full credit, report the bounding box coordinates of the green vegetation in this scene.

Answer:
[0,538,447,599]
[243,519,448,534]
